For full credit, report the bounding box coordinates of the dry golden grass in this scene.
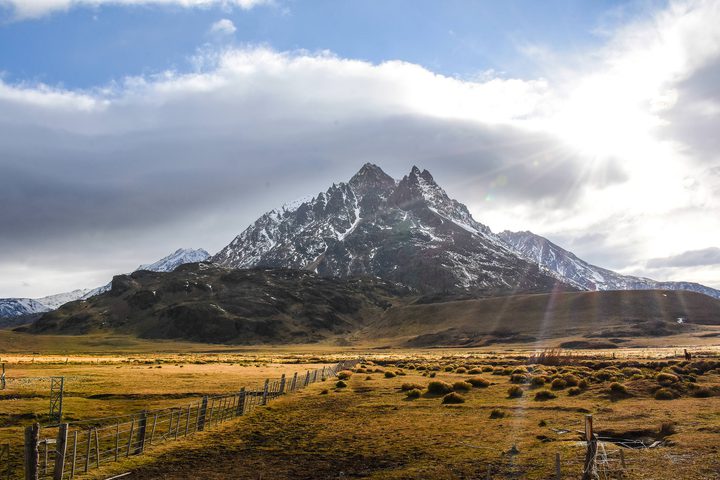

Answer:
[1,345,720,479]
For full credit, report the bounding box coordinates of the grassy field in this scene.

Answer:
[1,347,720,479]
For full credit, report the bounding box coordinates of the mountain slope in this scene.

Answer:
[28,263,410,344]
[499,230,720,299]
[138,248,210,272]
[213,164,564,295]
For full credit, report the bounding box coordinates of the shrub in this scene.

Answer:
[609,382,628,395]
[384,371,397,379]
[534,390,557,401]
[656,373,679,386]
[453,381,472,392]
[427,380,453,395]
[335,380,347,388]
[337,370,353,380]
[654,388,675,400]
[406,388,422,399]
[692,387,712,398]
[400,382,424,391]
[507,386,524,398]
[467,377,490,388]
[442,392,465,404]
[551,378,567,390]
[489,409,505,419]
[568,387,582,396]
[530,376,546,387]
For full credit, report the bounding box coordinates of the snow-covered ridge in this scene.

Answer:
[1,248,210,319]
[499,230,720,299]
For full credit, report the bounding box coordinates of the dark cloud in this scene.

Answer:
[647,247,720,268]
[659,59,720,165]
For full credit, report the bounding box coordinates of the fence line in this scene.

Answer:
[20,360,358,480]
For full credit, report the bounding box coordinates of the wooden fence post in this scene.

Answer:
[135,411,148,454]
[554,452,561,480]
[262,379,269,405]
[53,423,68,480]
[313,369,318,383]
[582,415,597,480]
[198,396,208,431]
[280,374,286,394]
[70,430,77,479]
[24,423,39,480]
[236,388,246,416]
[291,372,298,392]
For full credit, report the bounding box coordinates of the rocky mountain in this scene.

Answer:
[499,230,720,299]
[0,248,210,321]
[138,248,210,272]
[213,164,563,295]
[0,298,48,318]
[28,263,410,344]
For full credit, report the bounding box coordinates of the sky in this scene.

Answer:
[0,0,719,297]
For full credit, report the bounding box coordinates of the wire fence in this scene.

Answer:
[14,360,358,480]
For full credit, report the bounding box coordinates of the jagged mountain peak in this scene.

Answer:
[212,164,560,294]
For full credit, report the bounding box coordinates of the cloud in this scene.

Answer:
[0,0,272,19]
[647,247,720,268]
[209,18,236,36]
[2,0,720,296]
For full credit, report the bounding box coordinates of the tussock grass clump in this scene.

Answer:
[335,380,347,388]
[467,377,490,388]
[384,371,397,379]
[563,374,580,387]
[455,367,467,374]
[551,378,567,390]
[609,382,629,395]
[468,368,483,375]
[337,370,353,380]
[510,373,528,384]
[320,389,329,395]
[534,390,557,401]
[427,380,453,395]
[428,372,437,378]
[623,367,643,377]
[482,365,494,372]
[578,379,589,390]
[489,409,505,419]
[656,373,679,386]
[568,387,582,396]
[406,388,422,399]
[530,376,546,387]
[365,376,372,381]
[400,382,424,391]
[441,392,465,404]
[692,387,712,398]
[654,388,675,400]
[507,386,524,398]
[453,381,472,392]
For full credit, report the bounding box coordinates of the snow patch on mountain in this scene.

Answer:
[138,248,210,273]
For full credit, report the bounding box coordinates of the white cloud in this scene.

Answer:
[1,1,720,296]
[209,18,236,36]
[0,0,272,19]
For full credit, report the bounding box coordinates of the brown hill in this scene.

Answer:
[358,289,720,347]
[27,263,410,344]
